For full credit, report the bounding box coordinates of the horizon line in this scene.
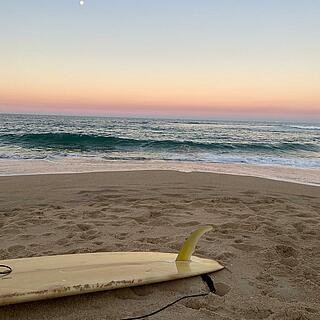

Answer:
[1,111,319,123]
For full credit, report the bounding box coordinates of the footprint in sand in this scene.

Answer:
[66,232,76,239]
[280,257,299,268]
[93,222,106,227]
[169,243,182,251]
[55,225,69,230]
[215,282,231,296]
[50,205,64,210]
[0,249,9,259]
[183,297,207,310]
[2,226,20,235]
[114,232,128,240]
[19,234,34,240]
[241,190,258,196]
[111,222,122,226]
[205,236,217,242]
[149,211,162,218]
[138,237,166,244]
[42,232,54,237]
[112,207,127,213]
[7,245,26,254]
[275,245,298,258]
[79,229,99,240]
[56,238,70,246]
[77,223,94,231]
[83,211,105,219]
[174,221,200,227]
[131,216,149,224]
[292,222,306,233]
[217,251,236,261]
[105,214,119,220]
[256,272,274,284]
[130,285,154,297]
[231,243,261,252]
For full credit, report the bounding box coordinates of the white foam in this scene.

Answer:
[0,158,319,186]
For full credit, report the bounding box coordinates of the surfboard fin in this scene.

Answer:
[176,225,213,261]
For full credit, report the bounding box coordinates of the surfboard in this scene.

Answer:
[0,226,223,306]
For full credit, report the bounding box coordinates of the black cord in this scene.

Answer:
[121,292,208,320]
[0,264,12,279]
[200,274,216,293]
[121,274,215,320]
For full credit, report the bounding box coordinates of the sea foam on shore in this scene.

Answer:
[0,158,319,186]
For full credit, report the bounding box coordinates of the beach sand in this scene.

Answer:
[0,171,319,319]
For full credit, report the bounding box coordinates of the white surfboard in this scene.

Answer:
[0,226,223,306]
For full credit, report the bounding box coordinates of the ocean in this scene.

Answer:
[0,114,320,185]
[0,113,319,183]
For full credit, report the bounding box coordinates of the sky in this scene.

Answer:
[0,0,319,120]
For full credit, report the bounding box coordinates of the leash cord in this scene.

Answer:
[0,264,12,279]
[121,274,216,320]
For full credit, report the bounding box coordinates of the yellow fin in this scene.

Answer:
[176,225,213,261]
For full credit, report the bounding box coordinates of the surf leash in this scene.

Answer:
[0,264,12,279]
[121,274,216,320]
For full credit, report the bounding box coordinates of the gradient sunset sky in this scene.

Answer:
[1,0,319,120]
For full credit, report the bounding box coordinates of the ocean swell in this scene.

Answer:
[0,132,318,153]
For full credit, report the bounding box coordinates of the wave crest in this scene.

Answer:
[0,132,318,153]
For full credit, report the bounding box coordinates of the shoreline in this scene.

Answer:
[0,158,319,186]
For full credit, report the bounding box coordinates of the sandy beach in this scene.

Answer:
[0,171,319,319]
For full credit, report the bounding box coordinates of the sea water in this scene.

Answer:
[0,114,319,183]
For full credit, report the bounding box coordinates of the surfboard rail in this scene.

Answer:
[0,226,223,306]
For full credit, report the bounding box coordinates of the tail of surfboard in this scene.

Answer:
[176,225,212,261]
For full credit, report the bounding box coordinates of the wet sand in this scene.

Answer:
[0,171,319,319]
[1,159,320,186]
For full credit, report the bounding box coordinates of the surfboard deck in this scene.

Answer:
[0,252,223,306]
